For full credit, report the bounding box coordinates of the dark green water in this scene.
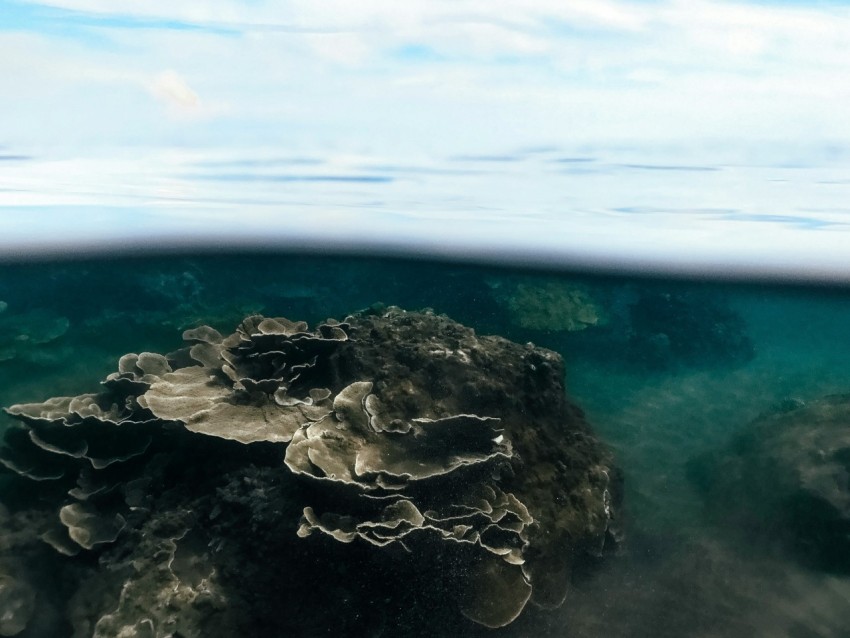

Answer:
[2,253,850,637]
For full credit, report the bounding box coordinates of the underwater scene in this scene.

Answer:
[1,253,849,637]
[8,0,850,635]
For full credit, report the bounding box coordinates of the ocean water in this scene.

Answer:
[1,252,849,637]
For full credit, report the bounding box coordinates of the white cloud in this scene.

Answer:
[148,69,201,111]
[303,33,372,66]
[5,0,850,155]
[17,0,648,32]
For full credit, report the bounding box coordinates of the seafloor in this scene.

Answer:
[1,253,850,637]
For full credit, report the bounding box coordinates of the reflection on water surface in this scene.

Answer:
[4,147,850,282]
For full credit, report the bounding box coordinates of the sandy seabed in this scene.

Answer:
[546,291,850,638]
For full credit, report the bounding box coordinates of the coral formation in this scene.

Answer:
[489,279,608,332]
[0,308,621,633]
[0,570,35,637]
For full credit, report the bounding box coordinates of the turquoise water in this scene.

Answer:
[2,253,850,636]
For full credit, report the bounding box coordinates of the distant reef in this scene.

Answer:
[0,307,621,636]
[623,291,754,371]
[689,394,850,572]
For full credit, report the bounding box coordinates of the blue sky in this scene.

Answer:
[4,0,850,154]
[2,0,850,279]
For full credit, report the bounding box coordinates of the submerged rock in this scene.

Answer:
[0,305,70,365]
[689,394,850,571]
[626,292,754,370]
[0,308,621,633]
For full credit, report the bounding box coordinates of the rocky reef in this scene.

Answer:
[689,394,850,572]
[0,307,621,636]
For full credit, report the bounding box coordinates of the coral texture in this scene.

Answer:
[0,308,621,634]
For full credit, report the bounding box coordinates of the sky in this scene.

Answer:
[2,0,850,280]
[4,0,850,152]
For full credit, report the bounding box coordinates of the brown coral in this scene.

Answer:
[1,308,621,630]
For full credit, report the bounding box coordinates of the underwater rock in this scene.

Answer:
[689,394,850,571]
[1,308,621,631]
[626,291,754,370]
[0,305,70,365]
